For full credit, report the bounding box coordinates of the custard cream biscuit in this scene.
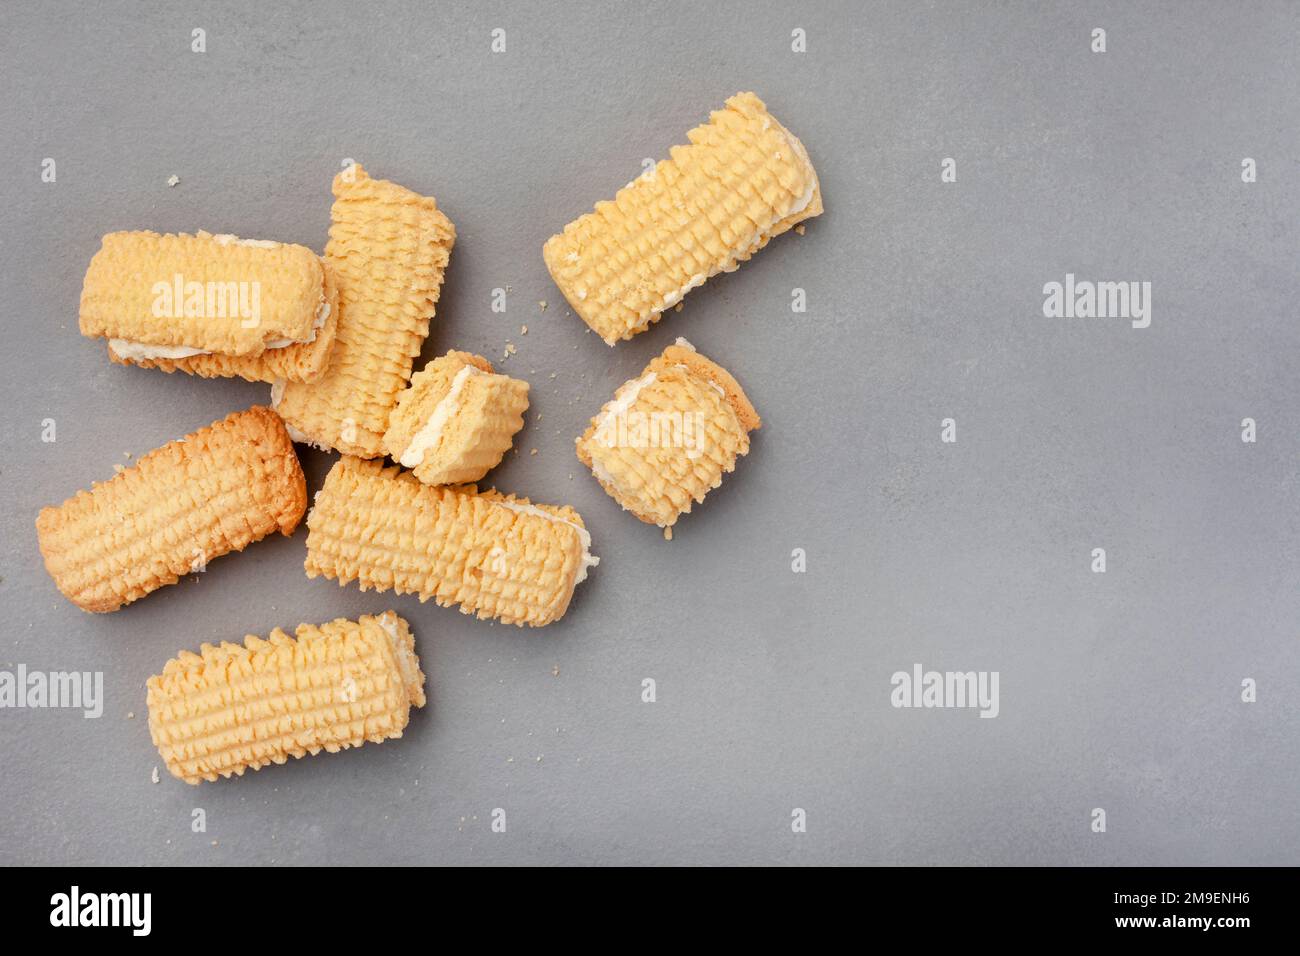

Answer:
[575,338,760,528]
[80,231,333,373]
[147,612,425,784]
[543,92,822,344]
[304,457,597,627]
[109,259,340,384]
[36,406,306,613]
[382,351,529,486]
[273,164,456,457]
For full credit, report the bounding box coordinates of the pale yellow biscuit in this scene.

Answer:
[575,339,760,527]
[273,164,455,457]
[543,91,822,344]
[382,350,529,486]
[304,457,597,627]
[147,612,425,785]
[80,230,328,355]
[109,259,340,384]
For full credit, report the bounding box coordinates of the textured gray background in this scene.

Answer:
[1,0,1297,866]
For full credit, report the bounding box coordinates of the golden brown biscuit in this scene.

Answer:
[36,406,306,613]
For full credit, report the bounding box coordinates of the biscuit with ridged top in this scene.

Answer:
[147,612,424,784]
[543,91,822,344]
[575,340,759,528]
[273,164,455,457]
[382,350,530,486]
[36,406,306,613]
[304,457,596,626]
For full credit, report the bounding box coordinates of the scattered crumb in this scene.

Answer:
[535,413,542,423]
[567,473,573,480]
[536,755,543,763]
[504,341,517,356]
[664,527,673,541]
[112,464,124,474]
[675,303,683,312]
[123,451,132,459]
[538,300,547,311]
[211,840,218,847]
[551,665,560,677]
[794,224,806,236]
[506,756,514,763]
[166,174,180,187]
[520,325,528,335]
[126,711,134,719]
[151,766,159,784]
[529,448,537,456]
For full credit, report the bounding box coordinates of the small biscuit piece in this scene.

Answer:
[382,350,530,486]
[80,231,332,371]
[273,164,456,457]
[36,406,306,613]
[575,338,760,528]
[147,612,425,784]
[109,259,340,384]
[305,457,597,627]
[543,92,822,345]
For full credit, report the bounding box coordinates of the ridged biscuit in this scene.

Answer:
[305,457,597,627]
[273,164,455,457]
[36,406,306,613]
[543,91,822,344]
[147,612,425,784]
[575,338,759,527]
[382,351,529,486]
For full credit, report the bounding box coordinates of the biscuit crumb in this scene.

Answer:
[126,711,134,719]
[520,325,528,335]
[552,664,560,677]
[151,766,160,784]
[538,301,547,312]
[530,448,537,456]
[794,224,806,236]
[166,174,180,187]
[664,527,673,541]
[113,464,125,474]
[675,303,683,312]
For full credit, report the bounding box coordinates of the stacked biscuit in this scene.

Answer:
[40,90,820,784]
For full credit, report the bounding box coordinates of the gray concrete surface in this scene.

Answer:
[1,1,1297,865]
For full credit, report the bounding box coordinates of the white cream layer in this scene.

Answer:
[110,294,330,361]
[399,364,488,469]
[495,500,600,584]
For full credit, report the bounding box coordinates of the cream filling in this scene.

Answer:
[109,296,330,361]
[212,234,280,248]
[399,364,487,468]
[495,500,600,584]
